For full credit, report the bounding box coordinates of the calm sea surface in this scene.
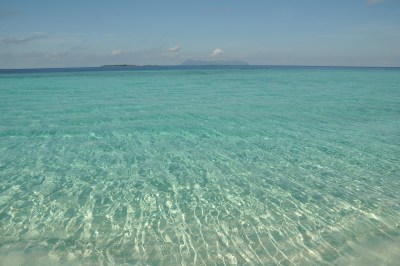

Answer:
[0,66,399,265]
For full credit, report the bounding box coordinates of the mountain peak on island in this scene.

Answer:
[181,59,249,66]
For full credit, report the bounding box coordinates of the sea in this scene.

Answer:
[0,66,399,265]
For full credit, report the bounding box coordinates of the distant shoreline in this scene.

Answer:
[1,65,400,71]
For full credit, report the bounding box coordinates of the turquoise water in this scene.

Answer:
[0,66,399,265]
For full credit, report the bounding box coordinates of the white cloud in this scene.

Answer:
[211,48,223,57]
[367,0,384,4]
[169,45,181,53]
[111,49,123,56]
[1,34,46,45]
[165,45,181,57]
[44,52,69,60]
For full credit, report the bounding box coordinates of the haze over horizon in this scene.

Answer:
[1,0,400,68]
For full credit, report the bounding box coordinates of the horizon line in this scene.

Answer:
[1,64,400,71]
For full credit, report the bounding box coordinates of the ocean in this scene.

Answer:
[0,66,399,265]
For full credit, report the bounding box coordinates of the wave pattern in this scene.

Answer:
[1,67,400,265]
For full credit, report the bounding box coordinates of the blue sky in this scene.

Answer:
[0,0,399,68]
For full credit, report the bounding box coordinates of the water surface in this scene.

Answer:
[1,66,399,265]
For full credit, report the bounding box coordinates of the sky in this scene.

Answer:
[0,0,400,68]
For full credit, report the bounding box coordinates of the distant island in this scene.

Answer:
[101,64,159,67]
[181,59,249,66]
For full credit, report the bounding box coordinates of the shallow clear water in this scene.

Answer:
[0,66,399,265]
